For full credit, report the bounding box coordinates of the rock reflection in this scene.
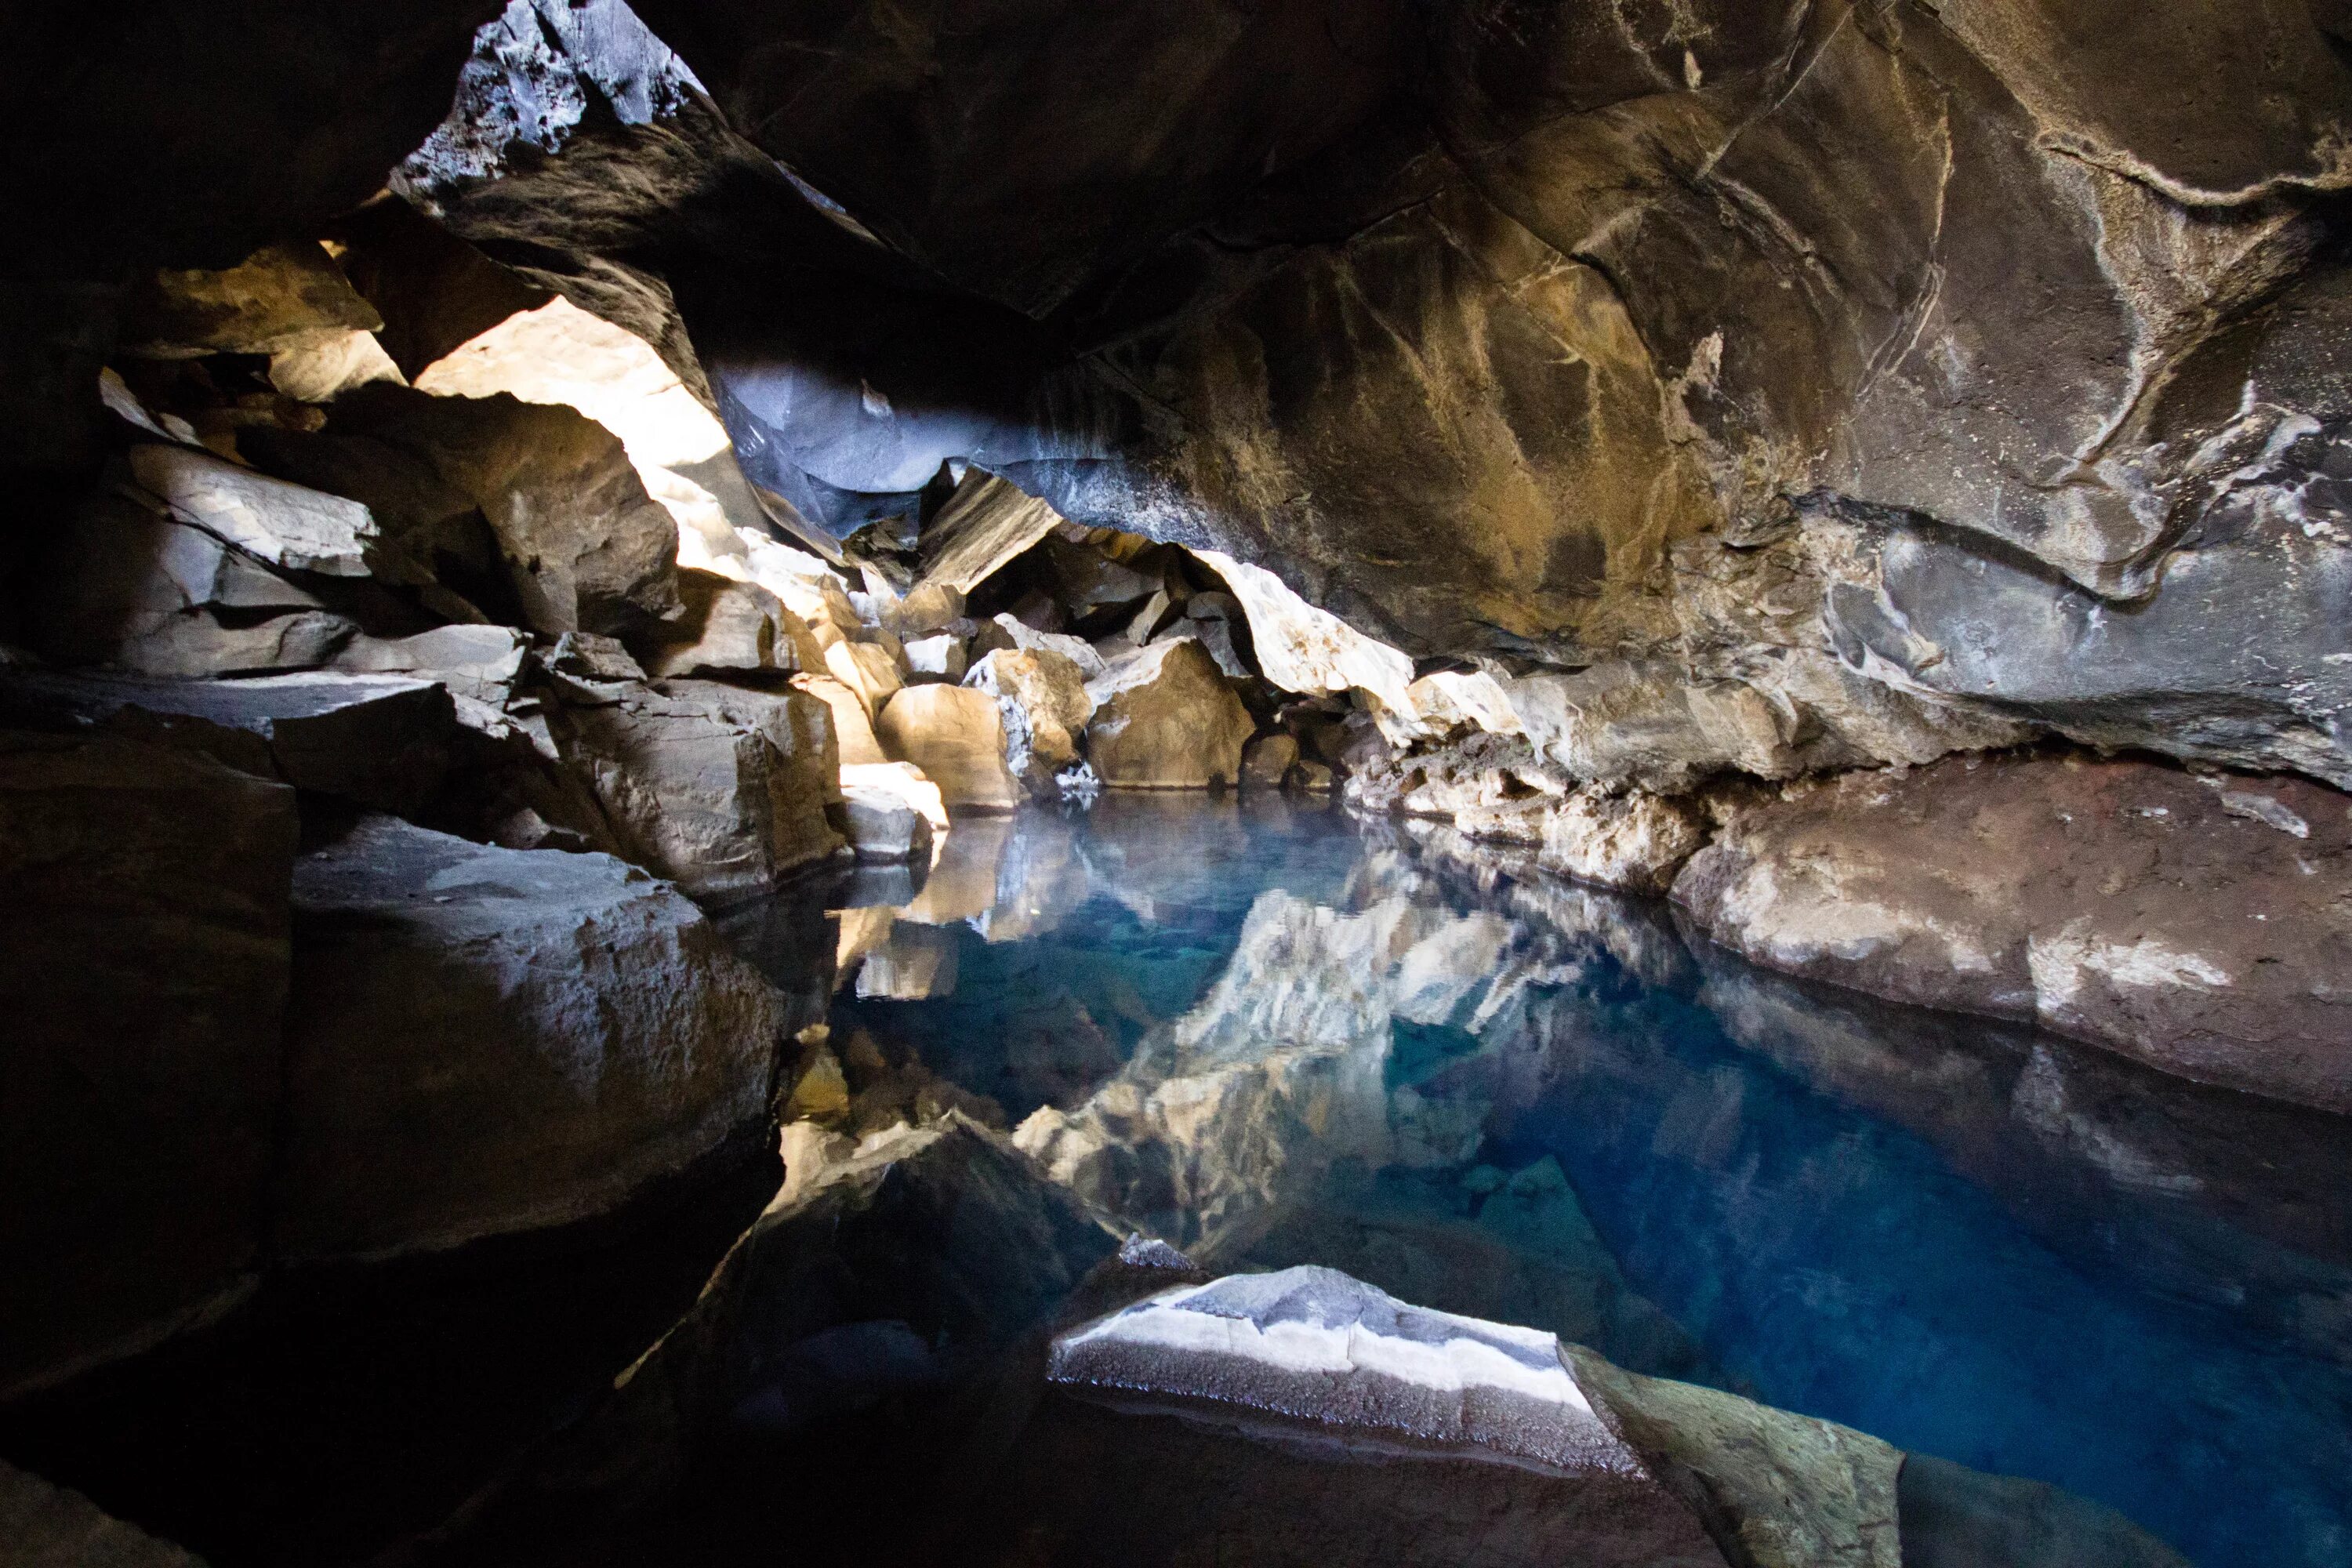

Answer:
[803,800,2352,1568]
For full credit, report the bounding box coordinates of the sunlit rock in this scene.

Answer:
[822,638,905,720]
[917,472,1065,594]
[548,677,843,902]
[0,732,294,1399]
[903,632,967,683]
[643,568,815,679]
[1674,752,2352,1111]
[1192,548,1414,712]
[797,672,887,766]
[267,328,408,404]
[877,685,1023,811]
[276,815,786,1261]
[986,611,1108,679]
[840,760,949,833]
[835,775,935,866]
[966,647,1091,799]
[1084,638,1252,790]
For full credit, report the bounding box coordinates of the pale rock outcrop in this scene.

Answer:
[644,568,815,678]
[127,442,379,578]
[0,732,295,1399]
[1193,547,1415,715]
[965,647,1091,798]
[277,815,787,1261]
[0,1459,211,1568]
[1672,752,2352,1111]
[1083,638,1253,790]
[903,632,967,682]
[876,684,1023,811]
[988,611,1108,678]
[796,672,887,765]
[822,637,905,720]
[916,472,1065,594]
[547,677,842,902]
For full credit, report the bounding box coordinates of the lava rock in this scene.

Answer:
[966,647,1091,799]
[1241,732,1299,789]
[643,568,812,679]
[275,815,787,1261]
[0,732,296,1398]
[1672,751,2352,1111]
[1083,638,1253,790]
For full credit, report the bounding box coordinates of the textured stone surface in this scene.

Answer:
[643,569,809,678]
[548,677,842,902]
[1672,752,2352,1111]
[0,733,295,1399]
[125,444,379,579]
[1084,638,1254,790]
[876,684,1023,811]
[278,815,786,1261]
[0,1460,210,1568]
[966,647,1091,799]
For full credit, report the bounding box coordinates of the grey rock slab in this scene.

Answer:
[0,731,295,1398]
[276,815,788,1261]
[126,444,379,579]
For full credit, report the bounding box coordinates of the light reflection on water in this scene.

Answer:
[815,794,2352,1568]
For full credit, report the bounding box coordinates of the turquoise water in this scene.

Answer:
[828,795,2352,1568]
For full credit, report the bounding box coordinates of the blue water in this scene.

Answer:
[826,795,2352,1568]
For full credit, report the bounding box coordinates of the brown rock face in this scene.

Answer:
[0,733,296,1399]
[877,684,1024,811]
[1672,753,2352,1111]
[1084,639,1254,790]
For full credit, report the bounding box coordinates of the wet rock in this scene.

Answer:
[1896,1454,2191,1568]
[276,815,786,1261]
[548,678,842,902]
[0,732,295,1398]
[1672,751,2352,1111]
[1083,638,1254,790]
[834,776,935,865]
[876,685,1023,811]
[966,648,1091,799]
[0,1459,210,1568]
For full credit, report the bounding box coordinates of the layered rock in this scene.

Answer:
[1083,638,1254,790]
[0,732,296,1399]
[1671,752,2352,1112]
[277,815,787,1261]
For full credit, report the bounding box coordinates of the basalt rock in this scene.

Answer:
[0,732,296,1399]
[1083,638,1253,791]
[1671,750,2352,1112]
[277,815,787,1261]
[876,685,1024,811]
[965,648,1091,800]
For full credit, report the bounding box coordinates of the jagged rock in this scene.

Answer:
[276,815,786,1261]
[1240,733,1298,789]
[267,328,408,404]
[0,670,459,815]
[0,1459,211,1568]
[547,678,842,902]
[0,732,295,1398]
[117,241,383,360]
[822,637,905,720]
[797,672,887,765]
[988,611,1107,677]
[886,580,966,640]
[876,684,1023,811]
[966,647,1091,799]
[1083,638,1253,790]
[643,568,813,678]
[125,443,378,579]
[1672,752,2352,1111]
[1193,548,1415,713]
[902,632,967,683]
[916,472,1065,593]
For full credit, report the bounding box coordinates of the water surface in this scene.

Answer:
[824,794,2352,1568]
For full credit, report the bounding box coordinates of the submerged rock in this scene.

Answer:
[1672,751,2352,1111]
[0,733,295,1399]
[1083,638,1253,790]
[277,815,787,1261]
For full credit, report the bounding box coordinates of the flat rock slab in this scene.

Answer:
[1672,751,2352,1111]
[0,670,456,814]
[0,731,295,1398]
[278,815,788,1261]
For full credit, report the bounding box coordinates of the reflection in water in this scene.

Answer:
[822,797,2352,1568]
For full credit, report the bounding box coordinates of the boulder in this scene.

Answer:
[116,240,382,360]
[1671,752,2352,1111]
[0,1459,210,1568]
[1240,732,1298,789]
[877,685,1023,811]
[0,732,295,1398]
[332,623,531,706]
[834,778,935,865]
[840,760,950,833]
[796,672,888,765]
[988,612,1108,678]
[903,632,967,683]
[822,637,906,720]
[1083,637,1253,789]
[965,647,1091,798]
[916,473,1065,594]
[548,679,843,903]
[0,670,458,815]
[126,443,378,579]
[276,815,788,1261]
[643,568,815,679]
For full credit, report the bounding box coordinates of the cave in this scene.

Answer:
[3,3,2350,1565]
